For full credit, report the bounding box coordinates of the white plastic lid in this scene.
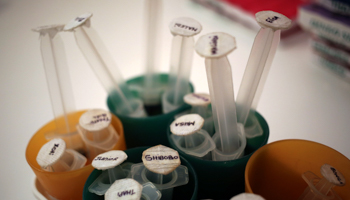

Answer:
[170,114,204,136]
[142,145,181,175]
[169,17,202,36]
[92,150,128,170]
[183,93,211,106]
[195,32,236,58]
[64,12,93,31]
[320,164,346,186]
[255,11,292,30]
[105,178,143,200]
[79,109,112,132]
[36,138,66,168]
[32,24,64,33]
[230,193,265,200]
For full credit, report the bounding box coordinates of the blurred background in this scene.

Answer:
[1,0,349,199]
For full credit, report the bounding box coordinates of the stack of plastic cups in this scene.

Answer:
[26,110,126,200]
[77,109,120,161]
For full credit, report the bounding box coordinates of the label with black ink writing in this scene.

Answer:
[320,164,346,186]
[49,143,60,155]
[92,150,127,170]
[169,17,202,36]
[36,138,66,168]
[195,32,236,58]
[142,145,181,175]
[255,11,292,30]
[144,154,179,161]
[64,12,93,31]
[105,178,142,200]
[171,114,204,136]
[79,109,112,131]
[184,93,211,106]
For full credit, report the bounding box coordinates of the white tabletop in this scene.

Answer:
[1,0,350,199]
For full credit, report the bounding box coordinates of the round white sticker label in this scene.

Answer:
[195,32,236,58]
[79,109,112,132]
[142,145,180,175]
[64,12,93,31]
[36,138,66,168]
[170,114,204,136]
[92,150,128,170]
[169,17,202,36]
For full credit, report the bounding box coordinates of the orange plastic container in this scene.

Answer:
[245,139,350,200]
[26,110,126,200]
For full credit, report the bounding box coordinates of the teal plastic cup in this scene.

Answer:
[83,146,198,200]
[107,74,193,148]
[167,111,269,199]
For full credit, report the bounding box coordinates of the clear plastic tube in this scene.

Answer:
[169,36,194,106]
[143,0,163,105]
[236,11,292,125]
[64,13,146,117]
[205,57,240,153]
[35,25,76,134]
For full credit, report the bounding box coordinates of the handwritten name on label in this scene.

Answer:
[331,167,344,184]
[210,35,219,54]
[94,156,118,161]
[175,121,195,126]
[192,93,209,102]
[174,23,198,32]
[145,155,179,161]
[117,190,136,197]
[49,143,59,155]
[89,113,110,124]
[75,17,86,22]
[266,16,279,23]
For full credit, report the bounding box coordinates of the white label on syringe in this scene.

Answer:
[92,150,128,170]
[36,138,66,168]
[184,93,211,106]
[169,17,202,36]
[170,114,204,136]
[32,24,64,33]
[105,178,142,200]
[195,32,236,58]
[320,164,346,186]
[255,11,292,30]
[79,109,112,132]
[64,12,93,31]
[142,145,180,175]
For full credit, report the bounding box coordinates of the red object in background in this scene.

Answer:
[222,0,306,20]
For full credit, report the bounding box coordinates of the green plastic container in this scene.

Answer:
[83,146,198,200]
[167,111,269,199]
[107,74,193,148]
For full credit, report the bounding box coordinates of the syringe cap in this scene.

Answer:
[320,164,346,186]
[255,11,292,31]
[36,138,66,168]
[170,114,204,136]
[184,93,211,107]
[64,12,93,31]
[105,178,143,200]
[92,150,128,170]
[169,17,202,36]
[195,32,236,58]
[79,109,112,132]
[142,145,181,175]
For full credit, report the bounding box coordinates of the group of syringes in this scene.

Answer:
[33,1,346,199]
